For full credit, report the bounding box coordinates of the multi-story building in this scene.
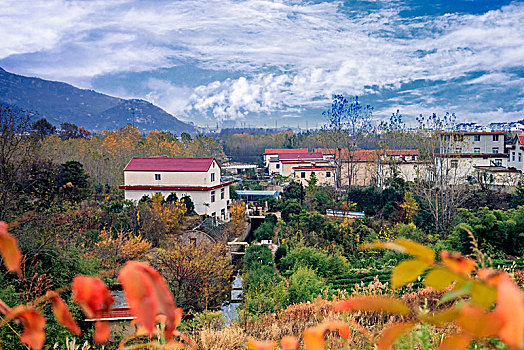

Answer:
[266,151,329,176]
[119,156,233,221]
[264,148,308,168]
[437,132,508,184]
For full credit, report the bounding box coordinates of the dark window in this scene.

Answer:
[451,160,458,168]
[276,164,280,169]
[492,147,499,154]
[221,208,225,219]
[211,191,215,203]
[513,152,516,161]
[221,188,225,199]
[494,159,503,166]
[519,153,522,162]
[301,172,305,178]
[155,174,161,180]
[474,148,480,154]
[211,173,215,182]
[474,135,480,141]
[326,171,331,177]
[493,135,499,141]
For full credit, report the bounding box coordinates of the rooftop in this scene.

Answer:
[264,148,308,155]
[124,156,217,172]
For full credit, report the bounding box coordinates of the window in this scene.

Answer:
[212,212,216,217]
[155,174,161,181]
[311,171,315,176]
[443,135,450,141]
[276,164,280,169]
[221,208,225,219]
[326,171,331,178]
[451,160,458,168]
[474,148,480,154]
[221,188,225,199]
[474,135,480,141]
[519,153,522,162]
[211,173,215,182]
[455,147,462,153]
[492,147,499,154]
[494,159,503,166]
[513,152,516,161]
[493,135,499,141]
[454,135,464,142]
[211,191,215,203]
[301,172,306,178]
[411,156,416,161]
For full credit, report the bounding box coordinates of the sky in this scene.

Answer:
[1,0,523,128]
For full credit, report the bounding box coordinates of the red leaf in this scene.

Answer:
[456,304,503,338]
[247,339,277,350]
[438,333,472,350]
[72,275,113,343]
[440,250,476,276]
[281,336,299,350]
[334,296,410,315]
[7,306,46,350]
[94,320,110,344]
[46,291,81,335]
[377,322,416,350]
[118,261,177,338]
[0,221,21,274]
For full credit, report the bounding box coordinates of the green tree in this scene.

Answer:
[288,266,327,304]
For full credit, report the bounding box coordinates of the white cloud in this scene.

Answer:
[0,0,523,123]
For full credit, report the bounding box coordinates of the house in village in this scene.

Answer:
[263,148,308,168]
[266,150,331,177]
[119,156,233,221]
[436,131,517,186]
[292,164,337,186]
[315,148,420,187]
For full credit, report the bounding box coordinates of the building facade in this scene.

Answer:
[119,156,232,221]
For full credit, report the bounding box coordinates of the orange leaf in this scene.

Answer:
[118,261,177,338]
[377,322,416,350]
[362,239,435,264]
[391,259,429,289]
[0,221,21,274]
[7,306,46,350]
[437,333,472,350]
[281,336,299,350]
[94,320,110,344]
[247,338,277,350]
[46,291,81,335]
[494,273,524,349]
[72,275,113,343]
[440,250,476,276]
[72,276,113,318]
[456,304,503,338]
[303,320,350,350]
[334,296,410,315]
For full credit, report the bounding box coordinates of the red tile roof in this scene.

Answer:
[124,156,217,172]
[315,148,419,160]
[264,148,308,155]
[278,152,324,161]
[517,134,524,145]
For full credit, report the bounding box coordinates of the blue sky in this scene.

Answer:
[1,0,523,128]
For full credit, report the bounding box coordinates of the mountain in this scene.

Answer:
[0,67,195,133]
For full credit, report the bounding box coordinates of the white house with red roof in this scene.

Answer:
[119,156,233,221]
[263,148,308,167]
[265,150,330,176]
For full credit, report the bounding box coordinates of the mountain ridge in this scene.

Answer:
[0,67,195,133]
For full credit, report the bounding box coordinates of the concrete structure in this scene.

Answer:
[236,190,279,202]
[316,148,421,187]
[224,163,257,174]
[292,165,337,186]
[119,156,233,221]
[507,134,524,171]
[264,148,308,167]
[474,166,521,189]
[268,151,328,176]
[437,132,509,184]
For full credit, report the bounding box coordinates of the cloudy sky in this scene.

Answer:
[1,0,523,128]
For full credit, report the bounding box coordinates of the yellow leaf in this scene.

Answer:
[470,281,497,309]
[391,259,429,289]
[377,322,416,350]
[362,239,435,264]
[424,268,465,291]
[419,307,459,325]
[334,296,410,315]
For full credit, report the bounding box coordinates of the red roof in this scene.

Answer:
[264,148,308,155]
[278,152,323,161]
[517,135,524,145]
[86,308,135,321]
[315,148,419,160]
[439,132,506,135]
[124,156,217,172]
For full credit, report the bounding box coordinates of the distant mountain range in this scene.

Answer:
[0,67,195,134]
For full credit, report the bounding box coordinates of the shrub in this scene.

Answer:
[244,245,274,271]
[277,246,349,279]
[288,266,327,304]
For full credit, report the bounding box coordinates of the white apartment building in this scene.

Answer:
[507,134,524,171]
[119,156,232,221]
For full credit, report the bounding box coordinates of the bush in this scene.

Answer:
[244,245,274,270]
[288,266,327,304]
[281,200,302,223]
[277,246,349,279]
